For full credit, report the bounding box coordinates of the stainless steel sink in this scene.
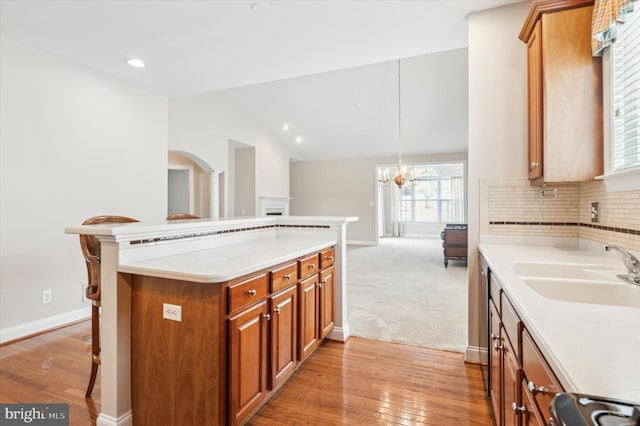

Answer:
[523,278,640,307]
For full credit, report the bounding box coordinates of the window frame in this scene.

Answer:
[600,7,640,191]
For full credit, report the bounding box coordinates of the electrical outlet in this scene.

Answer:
[42,289,52,304]
[163,303,182,322]
[591,202,600,223]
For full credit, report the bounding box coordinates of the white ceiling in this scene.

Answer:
[0,0,524,161]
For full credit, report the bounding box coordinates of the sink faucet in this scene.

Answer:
[604,244,640,285]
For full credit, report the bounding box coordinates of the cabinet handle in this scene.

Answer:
[284,274,292,280]
[327,256,334,260]
[308,263,316,269]
[493,342,503,351]
[247,289,257,296]
[318,283,323,288]
[511,402,526,414]
[531,162,539,168]
[274,307,281,314]
[263,313,271,320]
[527,381,547,395]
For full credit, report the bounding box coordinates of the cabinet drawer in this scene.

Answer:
[522,328,563,423]
[444,247,467,257]
[270,262,297,293]
[319,247,335,270]
[298,253,319,280]
[444,229,468,244]
[501,293,520,356]
[228,274,269,314]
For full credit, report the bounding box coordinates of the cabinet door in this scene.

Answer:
[503,331,520,426]
[228,300,268,425]
[298,274,319,361]
[319,266,335,340]
[527,20,543,181]
[521,380,546,426]
[489,302,503,426]
[270,286,297,389]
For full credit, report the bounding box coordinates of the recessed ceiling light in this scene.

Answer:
[296,137,303,144]
[251,2,270,14]
[125,58,146,68]
[282,123,290,131]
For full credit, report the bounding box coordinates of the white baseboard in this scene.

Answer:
[97,410,133,426]
[326,324,350,342]
[0,307,91,344]
[347,240,375,246]
[464,345,488,364]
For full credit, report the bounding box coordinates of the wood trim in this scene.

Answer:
[519,0,595,42]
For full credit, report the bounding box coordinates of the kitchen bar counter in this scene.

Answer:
[479,242,640,402]
[119,235,337,283]
[65,215,357,426]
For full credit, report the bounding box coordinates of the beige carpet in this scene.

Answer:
[347,237,468,353]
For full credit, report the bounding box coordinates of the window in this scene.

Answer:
[399,163,465,223]
[611,5,640,172]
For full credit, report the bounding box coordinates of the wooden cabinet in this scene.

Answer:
[519,0,603,183]
[489,277,523,426]
[269,285,297,389]
[298,274,320,361]
[487,261,564,426]
[521,328,564,424]
[441,224,468,267]
[131,245,335,426]
[319,266,335,340]
[228,300,269,425]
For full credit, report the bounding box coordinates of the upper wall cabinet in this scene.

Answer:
[519,0,603,184]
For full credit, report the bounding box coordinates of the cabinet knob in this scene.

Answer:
[327,256,334,260]
[491,333,499,341]
[284,274,291,280]
[493,342,503,351]
[511,402,526,414]
[308,263,316,269]
[318,283,323,288]
[263,313,271,320]
[527,381,547,395]
[531,162,539,168]
[273,307,281,314]
[247,289,257,296]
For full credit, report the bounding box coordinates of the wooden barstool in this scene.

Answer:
[166,213,200,220]
[80,215,138,398]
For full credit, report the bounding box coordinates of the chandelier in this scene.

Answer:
[395,58,405,188]
[377,59,422,188]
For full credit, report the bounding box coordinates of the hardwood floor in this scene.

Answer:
[0,321,493,425]
[0,321,100,425]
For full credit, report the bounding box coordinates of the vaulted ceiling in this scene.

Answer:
[0,0,525,161]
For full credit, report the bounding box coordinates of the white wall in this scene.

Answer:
[290,153,467,244]
[467,2,529,357]
[169,93,291,218]
[0,37,168,339]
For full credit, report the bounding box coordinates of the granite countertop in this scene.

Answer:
[479,243,640,403]
[119,235,337,283]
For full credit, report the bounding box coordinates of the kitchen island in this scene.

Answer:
[65,215,357,426]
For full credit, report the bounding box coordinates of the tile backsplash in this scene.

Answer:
[482,178,640,252]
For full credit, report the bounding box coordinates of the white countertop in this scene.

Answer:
[479,243,640,402]
[119,235,337,283]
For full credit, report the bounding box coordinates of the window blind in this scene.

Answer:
[611,5,640,171]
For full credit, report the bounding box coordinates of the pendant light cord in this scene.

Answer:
[398,58,402,168]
